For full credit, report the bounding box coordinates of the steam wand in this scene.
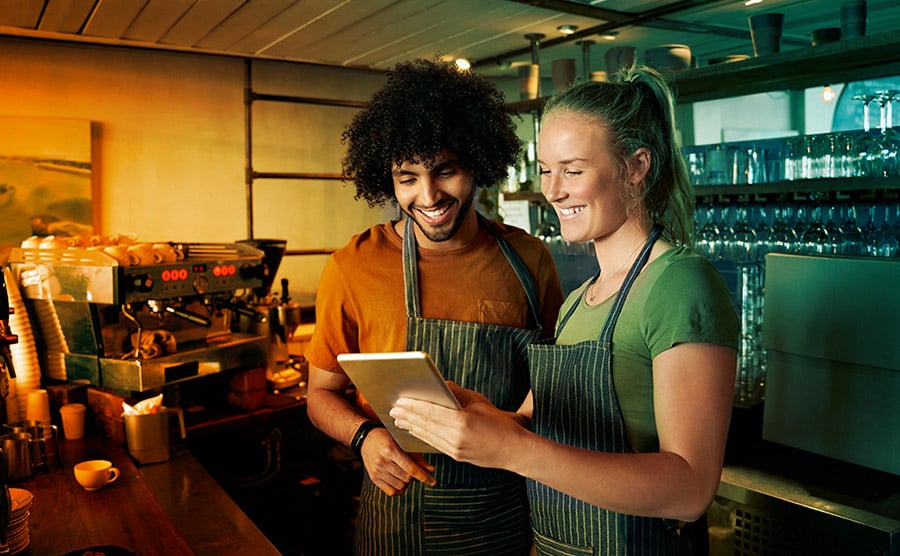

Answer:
[120,304,143,359]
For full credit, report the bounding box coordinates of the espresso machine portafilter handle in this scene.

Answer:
[216,298,267,322]
[163,306,212,327]
[145,299,212,327]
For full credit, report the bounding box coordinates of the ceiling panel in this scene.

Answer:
[158,0,245,46]
[121,0,195,42]
[38,0,95,33]
[0,0,898,81]
[0,0,44,28]
[194,0,297,51]
[83,0,147,38]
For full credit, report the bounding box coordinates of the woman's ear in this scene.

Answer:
[627,148,652,187]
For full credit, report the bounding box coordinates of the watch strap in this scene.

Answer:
[350,420,384,457]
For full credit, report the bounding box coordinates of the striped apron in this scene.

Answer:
[526,225,688,556]
[353,215,543,556]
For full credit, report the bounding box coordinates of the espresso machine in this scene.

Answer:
[7,242,273,395]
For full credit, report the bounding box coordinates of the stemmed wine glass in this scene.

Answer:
[715,205,733,262]
[874,90,900,177]
[798,204,829,255]
[753,205,772,263]
[696,205,721,261]
[852,93,880,177]
[875,205,899,257]
[769,204,797,254]
[729,206,757,263]
[823,205,842,255]
[860,204,880,256]
[839,204,864,255]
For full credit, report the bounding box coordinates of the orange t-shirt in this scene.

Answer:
[305,218,563,374]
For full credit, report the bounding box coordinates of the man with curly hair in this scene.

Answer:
[305,58,563,555]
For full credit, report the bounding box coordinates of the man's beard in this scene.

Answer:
[406,187,476,244]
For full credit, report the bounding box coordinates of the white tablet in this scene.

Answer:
[336,351,460,453]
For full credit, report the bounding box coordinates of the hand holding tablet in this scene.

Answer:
[336,351,460,453]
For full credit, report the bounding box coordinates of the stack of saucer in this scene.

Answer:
[8,487,33,554]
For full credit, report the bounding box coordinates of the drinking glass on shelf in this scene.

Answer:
[684,148,706,186]
[823,205,842,255]
[753,205,772,263]
[716,206,733,261]
[696,205,722,260]
[782,136,803,181]
[833,132,859,178]
[875,205,899,257]
[745,145,765,184]
[769,205,797,254]
[798,204,829,255]
[839,205,864,256]
[874,90,900,177]
[893,204,900,252]
[729,206,757,263]
[860,204,880,256]
[704,144,729,185]
[853,93,880,177]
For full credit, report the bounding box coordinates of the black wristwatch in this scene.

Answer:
[350,420,384,457]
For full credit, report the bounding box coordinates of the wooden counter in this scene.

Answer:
[14,436,279,555]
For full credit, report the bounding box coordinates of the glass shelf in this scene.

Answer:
[502,177,900,205]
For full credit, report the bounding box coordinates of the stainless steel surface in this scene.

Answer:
[96,333,269,393]
[761,254,900,476]
[711,464,900,555]
[1,1,899,78]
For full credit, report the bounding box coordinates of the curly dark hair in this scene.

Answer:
[342,58,522,207]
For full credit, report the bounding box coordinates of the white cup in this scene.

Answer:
[20,236,41,249]
[127,243,160,265]
[102,245,133,266]
[25,389,51,423]
[60,403,87,440]
[151,243,183,263]
[74,459,120,491]
[38,235,66,250]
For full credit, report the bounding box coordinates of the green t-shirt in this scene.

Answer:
[555,245,739,453]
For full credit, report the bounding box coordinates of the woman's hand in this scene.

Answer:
[389,382,530,470]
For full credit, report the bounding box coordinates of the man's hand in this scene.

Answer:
[360,427,436,496]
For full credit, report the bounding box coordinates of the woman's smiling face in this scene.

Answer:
[538,110,630,244]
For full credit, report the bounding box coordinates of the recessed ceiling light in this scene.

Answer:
[600,31,618,40]
[455,58,471,71]
[745,0,763,5]
[557,25,578,36]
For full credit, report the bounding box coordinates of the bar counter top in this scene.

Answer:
[14,435,280,555]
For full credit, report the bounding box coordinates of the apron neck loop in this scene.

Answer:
[402,214,542,325]
[597,223,663,342]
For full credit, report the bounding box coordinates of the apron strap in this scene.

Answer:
[598,224,663,343]
[555,224,663,339]
[402,214,542,325]
[482,216,543,328]
[402,217,420,317]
